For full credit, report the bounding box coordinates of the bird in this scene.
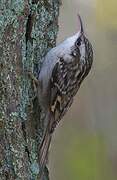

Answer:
[30,14,93,179]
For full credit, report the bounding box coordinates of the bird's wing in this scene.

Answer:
[49,57,81,132]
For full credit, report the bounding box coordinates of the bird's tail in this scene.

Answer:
[39,112,53,179]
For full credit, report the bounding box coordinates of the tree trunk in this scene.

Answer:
[0,1,60,179]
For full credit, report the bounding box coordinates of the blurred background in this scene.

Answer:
[49,0,117,179]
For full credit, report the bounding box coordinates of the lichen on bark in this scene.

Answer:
[0,0,60,179]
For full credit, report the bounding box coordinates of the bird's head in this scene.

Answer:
[66,14,86,63]
[65,14,93,72]
[57,14,92,68]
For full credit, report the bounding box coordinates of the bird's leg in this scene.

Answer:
[27,71,39,86]
[25,70,39,100]
[28,71,39,95]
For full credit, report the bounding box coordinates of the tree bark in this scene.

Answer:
[0,0,60,179]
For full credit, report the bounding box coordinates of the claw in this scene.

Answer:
[24,70,39,97]
[27,71,39,86]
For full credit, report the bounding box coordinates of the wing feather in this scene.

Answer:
[49,57,81,132]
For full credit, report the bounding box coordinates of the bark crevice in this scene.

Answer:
[21,121,31,162]
[25,13,34,44]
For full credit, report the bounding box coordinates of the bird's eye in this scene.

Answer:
[75,37,81,47]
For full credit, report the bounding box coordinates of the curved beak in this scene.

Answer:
[77,14,84,34]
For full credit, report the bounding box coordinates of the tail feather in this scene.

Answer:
[39,111,53,179]
[39,129,51,179]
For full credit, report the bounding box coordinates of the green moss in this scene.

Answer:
[11,0,25,14]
